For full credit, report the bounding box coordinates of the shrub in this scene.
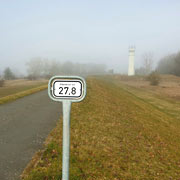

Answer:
[146,71,160,86]
[0,79,4,87]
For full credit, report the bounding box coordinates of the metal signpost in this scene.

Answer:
[48,76,86,180]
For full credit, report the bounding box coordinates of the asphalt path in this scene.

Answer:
[0,90,62,180]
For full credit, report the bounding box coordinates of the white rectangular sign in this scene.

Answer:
[53,80,82,98]
[48,76,86,102]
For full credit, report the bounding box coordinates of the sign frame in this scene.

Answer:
[48,75,86,102]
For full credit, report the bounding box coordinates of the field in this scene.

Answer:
[0,79,47,98]
[22,75,180,180]
[117,75,180,100]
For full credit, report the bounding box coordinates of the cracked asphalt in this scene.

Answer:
[0,90,62,180]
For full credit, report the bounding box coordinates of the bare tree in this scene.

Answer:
[48,60,62,77]
[142,52,153,75]
[26,57,44,80]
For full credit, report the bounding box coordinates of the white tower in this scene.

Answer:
[128,46,135,76]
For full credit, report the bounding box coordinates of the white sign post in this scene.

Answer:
[48,76,86,180]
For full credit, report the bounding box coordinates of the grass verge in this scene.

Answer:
[21,77,180,179]
[0,85,47,105]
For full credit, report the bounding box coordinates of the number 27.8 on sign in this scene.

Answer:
[52,80,82,98]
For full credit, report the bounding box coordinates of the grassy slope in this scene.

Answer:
[0,81,47,98]
[110,76,180,121]
[0,85,47,105]
[0,80,48,105]
[22,76,180,180]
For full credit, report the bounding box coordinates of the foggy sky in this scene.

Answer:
[0,0,180,74]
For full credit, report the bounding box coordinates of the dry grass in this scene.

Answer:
[21,76,180,180]
[116,74,180,100]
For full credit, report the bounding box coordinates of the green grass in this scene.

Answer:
[22,76,180,180]
[0,81,47,98]
[0,83,47,105]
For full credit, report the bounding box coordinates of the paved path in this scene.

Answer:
[0,90,62,180]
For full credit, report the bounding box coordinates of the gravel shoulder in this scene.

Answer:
[0,90,61,180]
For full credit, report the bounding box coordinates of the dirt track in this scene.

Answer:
[0,90,62,180]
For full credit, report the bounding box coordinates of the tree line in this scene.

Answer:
[1,51,180,82]
[156,51,180,76]
[0,58,107,81]
[135,51,180,77]
[26,58,107,80]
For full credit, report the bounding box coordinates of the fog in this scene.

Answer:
[0,0,180,75]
